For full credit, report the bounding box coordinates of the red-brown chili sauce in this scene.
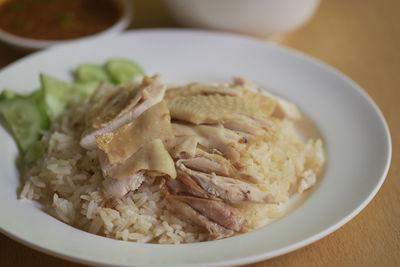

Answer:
[0,0,122,40]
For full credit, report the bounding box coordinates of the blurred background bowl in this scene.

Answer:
[163,0,321,39]
[0,0,133,51]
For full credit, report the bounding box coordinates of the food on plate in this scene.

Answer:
[0,0,122,40]
[0,59,324,243]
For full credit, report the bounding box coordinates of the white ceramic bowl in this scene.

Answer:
[0,0,133,51]
[163,0,321,38]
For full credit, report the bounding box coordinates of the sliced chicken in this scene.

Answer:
[239,170,265,184]
[168,195,247,232]
[232,77,261,93]
[166,178,193,196]
[271,97,302,120]
[166,81,275,134]
[177,161,277,204]
[172,122,266,156]
[172,123,244,163]
[96,101,174,164]
[172,124,263,178]
[95,101,176,200]
[80,75,165,149]
[233,77,301,120]
[167,94,275,127]
[168,130,264,184]
[165,194,233,239]
[101,139,176,181]
[168,135,199,159]
[100,139,176,200]
[166,170,213,199]
[102,172,145,200]
[165,83,242,99]
[221,119,267,136]
[170,141,262,183]
[179,148,239,177]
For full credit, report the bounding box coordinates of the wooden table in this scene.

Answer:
[0,0,399,266]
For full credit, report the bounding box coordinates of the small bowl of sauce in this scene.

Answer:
[0,0,133,51]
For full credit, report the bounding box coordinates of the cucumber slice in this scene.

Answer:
[0,89,23,101]
[75,64,110,83]
[0,98,44,151]
[29,88,50,129]
[29,88,43,102]
[105,59,145,84]
[73,81,100,98]
[40,73,73,119]
[23,141,44,164]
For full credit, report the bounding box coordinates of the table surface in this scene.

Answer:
[0,0,399,266]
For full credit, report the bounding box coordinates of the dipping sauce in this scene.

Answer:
[0,0,122,40]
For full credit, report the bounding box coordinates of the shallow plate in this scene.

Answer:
[0,30,391,266]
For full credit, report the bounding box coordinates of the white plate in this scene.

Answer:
[0,30,391,266]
